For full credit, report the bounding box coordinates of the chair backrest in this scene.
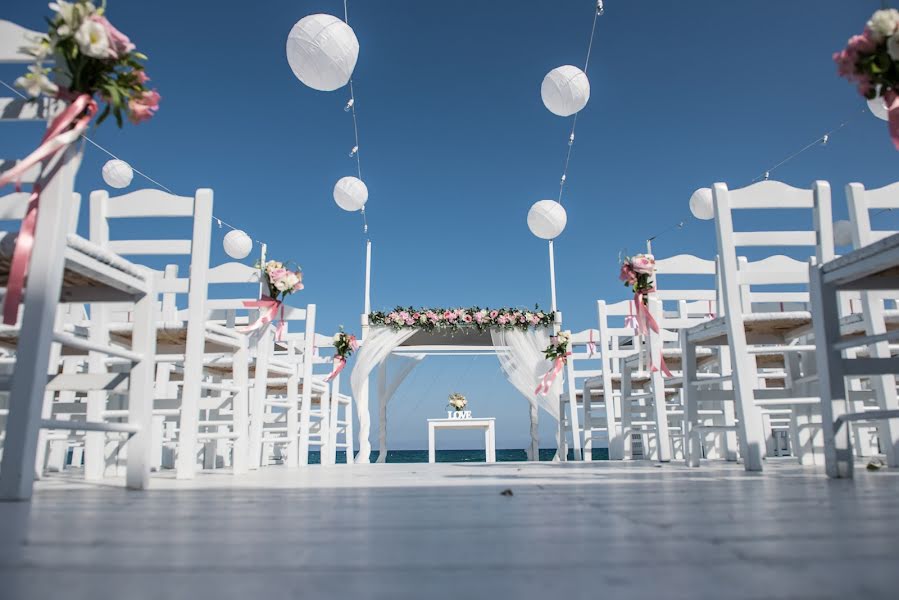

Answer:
[712,180,832,318]
[653,253,719,338]
[846,181,899,249]
[596,299,640,376]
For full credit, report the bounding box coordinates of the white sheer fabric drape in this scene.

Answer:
[491,327,562,458]
[376,354,424,463]
[350,327,417,463]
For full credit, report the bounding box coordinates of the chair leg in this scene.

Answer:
[621,367,633,459]
[231,338,249,474]
[126,281,157,490]
[682,336,701,467]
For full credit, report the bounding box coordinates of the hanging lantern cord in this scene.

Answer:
[557,3,602,205]
[344,0,368,238]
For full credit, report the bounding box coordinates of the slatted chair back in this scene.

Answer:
[712,180,833,319]
[653,253,719,341]
[846,181,899,248]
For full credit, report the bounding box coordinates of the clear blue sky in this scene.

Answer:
[3,0,897,450]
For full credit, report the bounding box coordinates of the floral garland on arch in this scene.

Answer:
[369,306,555,332]
[325,328,358,382]
[0,1,158,326]
[239,259,304,341]
[834,9,899,149]
[536,331,570,396]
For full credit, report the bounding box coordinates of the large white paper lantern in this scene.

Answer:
[223,229,253,260]
[833,220,854,247]
[868,95,889,121]
[527,199,567,239]
[286,14,359,92]
[102,159,133,189]
[541,65,590,117]
[333,176,368,211]
[689,187,714,220]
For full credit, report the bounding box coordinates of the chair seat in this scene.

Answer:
[106,321,242,354]
[0,232,148,302]
[685,311,812,345]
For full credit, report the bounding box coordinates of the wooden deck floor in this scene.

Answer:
[2,460,899,599]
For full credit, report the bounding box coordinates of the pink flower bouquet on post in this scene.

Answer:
[619,253,656,305]
[834,9,899,148]
[240,260,303,341]
[0,1,158,325]
[325,328,359,382]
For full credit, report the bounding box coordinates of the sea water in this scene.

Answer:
[307,448,610,464]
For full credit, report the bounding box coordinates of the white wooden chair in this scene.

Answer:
[617,254,720,462]
[0,21,157,499]
[681,180,834,472]
[579,299,641,460]
[560,328,603,460]
[89,188,249,480]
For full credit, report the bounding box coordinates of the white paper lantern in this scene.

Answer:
[833,220,854,247]
[102,159,133,189]
[541,65,590,117]
[286,14,359,92]
[223,229,253,260]
[333,176,368,212]
[689,188,714,220]
[868,95,889,121]
[527,199,567,240]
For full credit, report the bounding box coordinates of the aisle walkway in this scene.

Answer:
[2,460,898,599]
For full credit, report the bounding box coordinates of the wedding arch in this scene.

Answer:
[349,307,575,464]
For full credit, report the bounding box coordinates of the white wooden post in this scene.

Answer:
[364,239,372,315]
[377,359,388,463]
[647,298,671,462]
[298,304,316,466]
[682,331,701,467]
[231,335,249,473]
[126,277,156,490]
[548,240,557,313]
[528,403,539,461]
[285,342,299,468]
[175,188,214,480]
[0,144,81,501]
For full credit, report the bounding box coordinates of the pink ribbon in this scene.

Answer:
[633,290,672,378]
[884,89,899,151]
[587,329,596,357]
[239,296,285,341]
[535,353,569,396]
[0,93,97,326]
[324,356,346,382]
[624,300,639,330]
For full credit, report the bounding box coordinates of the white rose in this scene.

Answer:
[333,333,342,343]
[868,9,899,42]
[284,273,299,290]
[888,35,899,61]
[74,19,109,58]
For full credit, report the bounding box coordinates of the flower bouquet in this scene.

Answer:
[325,328,359,382]
[834,9,899,148]
[240,260,304,340]
[447,392,468,412]
[536,331,570,396]
[619,253,656,304]
[369,306,555,332]
[0,1,158,326]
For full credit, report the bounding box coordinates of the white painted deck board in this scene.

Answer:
[1,461,898,599]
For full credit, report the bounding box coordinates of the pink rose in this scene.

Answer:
[489,310,499,319]
[463,314,473,323]
[269,268,288,282]
[292,282,304,292]
[619,263,637,285]
[128,89,160,124]
[135,70,150,84]
[847,32,876,55]
[529,315,539,325]
[90,15,135,58]
[630,254,655,275]
[497,315,508,325]
[405,317,414,325]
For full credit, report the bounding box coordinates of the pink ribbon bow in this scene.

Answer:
[587,329,596,357]
[239,296,285,341]
[884,89,899,151]
[633,290,672,378]
[535,353,570,396]
[624,300,639,330]
[0,93,97,326]
[324,356,346,382]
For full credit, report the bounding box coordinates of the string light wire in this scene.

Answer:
[0,78,268,248]
[344,0,369,238]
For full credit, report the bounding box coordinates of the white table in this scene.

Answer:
[427,418,496,463]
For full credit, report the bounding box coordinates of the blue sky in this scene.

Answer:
[3,0,898,451]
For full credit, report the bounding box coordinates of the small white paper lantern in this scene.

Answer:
[102,159,133,189]
[223,229,253,259]
[286,14,359,92]
[868,95,889,121]
[527,199,567,240]
[689,187,714,220]
[833,220,854,247]
[333,176,368,212]
[541,65,590,117]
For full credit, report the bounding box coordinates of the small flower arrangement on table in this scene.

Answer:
[834,8,899,148]
[325,328,359,382]
[447,392,468,412]
[536,331,571,396]
[240,260,304,339]
[0,1,158,326]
